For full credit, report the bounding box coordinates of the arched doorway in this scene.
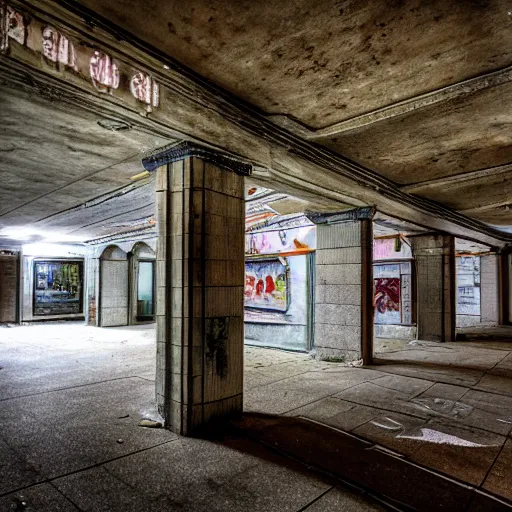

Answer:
[99,245,128,327]
[128,242,156,324]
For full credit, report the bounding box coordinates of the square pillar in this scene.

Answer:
[143,142,250,435]
[411,234,456,342]
[307,208,374,364]
[498,249,511,325]
[480,254,499,324]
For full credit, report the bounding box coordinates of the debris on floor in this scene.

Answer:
[118,414,130,419]
[138,419,162,428]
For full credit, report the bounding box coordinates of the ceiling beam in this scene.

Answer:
[401,162,512,193]
[268,65,512,139]
[459,200,511,214]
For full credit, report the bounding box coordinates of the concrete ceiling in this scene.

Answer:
[0,0,510,248]
[70,0,512,233]
[0,85,173,243]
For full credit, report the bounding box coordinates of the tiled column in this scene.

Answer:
[142,142,249,435]
[411,234,456,342]
[498,249,511,325]
[480,254,499,324]
[307,208,374,364]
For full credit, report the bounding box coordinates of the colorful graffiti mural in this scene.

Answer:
[245,226,315,255]
[244,259,289,312]
[374,278,400,313]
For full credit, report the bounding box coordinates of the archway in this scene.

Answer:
[128,242,156,325]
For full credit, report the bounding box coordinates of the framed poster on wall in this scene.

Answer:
[33,260,83,316]
[244,258,290,312]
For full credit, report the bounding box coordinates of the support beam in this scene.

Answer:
[401,163,512,194]
[307,208,374,364]
[268,65,512,138]
[149,142,248,435]
[411,234,456,342]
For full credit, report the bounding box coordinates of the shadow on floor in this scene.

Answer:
[197,412,512,512]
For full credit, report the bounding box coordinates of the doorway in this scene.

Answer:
[136,260,155,322]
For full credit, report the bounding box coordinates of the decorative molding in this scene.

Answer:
[141,141,252,175]
[305,207,376,225]
[401,162,512,193]
[268,65,512,139]
[85,226,156,245]
[460,200,511,214]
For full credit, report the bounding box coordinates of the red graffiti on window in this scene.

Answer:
[374,278,400,313]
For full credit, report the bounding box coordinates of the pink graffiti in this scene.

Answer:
[90,51,119,91]
[1,5,26,51]
[130,71,159,108]
[42,26,77,69]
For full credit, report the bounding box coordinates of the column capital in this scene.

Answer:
[305,206,375,225]
[141,141,252,175]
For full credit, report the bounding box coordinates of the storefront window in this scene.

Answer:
[373,261,413,325]
[34,260,83,316]
[137,261,154,320]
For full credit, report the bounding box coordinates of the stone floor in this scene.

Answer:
[1,323,512,510]
[0,323,384,512]
[374,326,512,377]
[245,341,512,504]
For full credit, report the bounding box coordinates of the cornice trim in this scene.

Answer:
[401,162,512,193]
[305,207,376,224]
[141,141,252,175]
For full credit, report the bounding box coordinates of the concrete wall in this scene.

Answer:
[480,254,499,324]
[0,252,19,323]
[374,324,416,339]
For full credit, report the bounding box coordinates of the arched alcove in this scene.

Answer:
[128,241,156,324]
[99,244,129,327]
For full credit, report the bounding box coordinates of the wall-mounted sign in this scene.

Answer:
[245,258,290,312]
[90,51,119,92]
[1,2,164,111]
[0,4,26,51]
[130,71,159,110]
[42,26,77,69]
